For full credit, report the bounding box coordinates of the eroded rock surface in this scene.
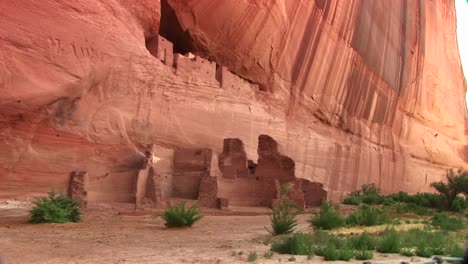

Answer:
[0,0,466,202]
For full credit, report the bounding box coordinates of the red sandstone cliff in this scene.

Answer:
[0,0,466,202]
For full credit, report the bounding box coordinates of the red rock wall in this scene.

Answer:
[0,0,466,201]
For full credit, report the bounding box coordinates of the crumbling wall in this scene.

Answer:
[218,138,249,179]
[172,148,211,199]
[198,174,217,207]
[68,171,89,207]
[301,179,327,207]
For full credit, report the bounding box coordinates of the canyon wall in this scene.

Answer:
[0,0,466,202]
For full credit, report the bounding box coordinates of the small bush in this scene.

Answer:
[343,195,361,205]
[270,201,300,235]
[346,205,389,226]
[377,229,402,253]
[431,212,464,231]
[450,195,467,212]
[287,256,296,262]
[158,202,203,228]
[415,245,434,258]
[322,246,354,261]
[269,183,301,235]
[247,252,257,262]
[347,232,377,250]
[338,249,355,261]
[271,232,314,256]
[354,250,373,260]
[309,201,346,230]
[395,203,431,216]
[323,246,340,261]
[400,248,415,256]
[447,242,464,257]
[29,190,81,223]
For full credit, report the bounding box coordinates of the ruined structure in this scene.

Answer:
[123,133,326,209]
[0,1,467,204]
[68,171,89,208]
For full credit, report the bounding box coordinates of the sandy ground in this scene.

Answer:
[0,203,428,264]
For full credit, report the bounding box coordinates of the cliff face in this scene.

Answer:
[0,0,466,201]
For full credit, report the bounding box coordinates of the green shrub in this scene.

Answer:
[269,183,301,235]
[354,250,373,260]
[346,205,389,226]
[377,229,402,253]
[29,190,81,223]
[287,256,296,262]
[450,195,467,212]
[343,195,361,205]
[347,232,377,250]
[395,202,431,216]
[247,252,257,262]
[270,201,300,235]
[447,242,464,257]
[400,248,415,256]
[338,249,355,261]
[310,231,348,249]
[309,201,346,230]
[415,245,434,258]
[322,246,340,261]
[158,202,203,228]
[431,212,464,231]
[271,232,314,256]
[322,246,354,261]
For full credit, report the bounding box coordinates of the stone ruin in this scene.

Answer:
[66,35,327,209]
[68,135,327,210]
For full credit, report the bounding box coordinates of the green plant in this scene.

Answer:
[395,202,431,216]
[377,229,402,253]
[29,190,81,223]
[270,202,300,235]
[400,248,415,257]
[415,245,434,258]
[323,246,340,261]
[431,212,464,231]
[450,195,467,212]
[247,252,257,262]
[346,205,389,226]
[271,232,314,256]
[263,251,274,259]
[338,249,355,261]
[309,201,346,230]
[347,232,377,250]
[287,256,296,262]
[269,183,301,235]
[405,219,411,224]
[354,250,373,260]
[343,195,361,205]
[447,242,464,257]
[431,169,468,209]
[158,202,203,228]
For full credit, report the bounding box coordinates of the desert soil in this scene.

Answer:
[0,203,426,264]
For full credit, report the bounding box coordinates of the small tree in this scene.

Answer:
[430,169,468,209]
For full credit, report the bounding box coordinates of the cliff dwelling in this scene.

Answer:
[69,134,327,210]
